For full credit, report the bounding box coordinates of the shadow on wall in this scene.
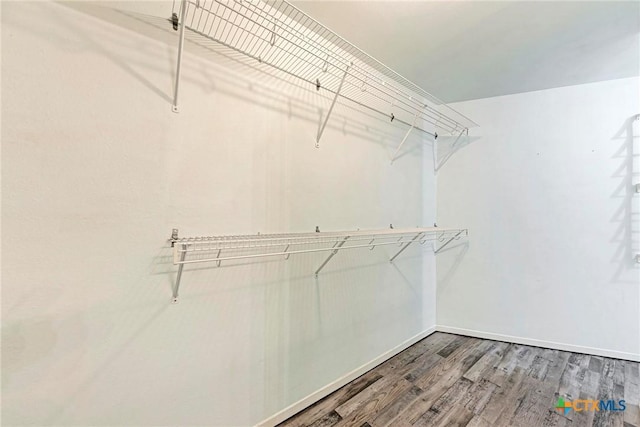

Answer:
[610,114,640,284]
[435,132,481,172]
[40,1,434,158]
[433,241,469,292]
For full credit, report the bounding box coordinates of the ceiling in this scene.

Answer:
[293,1,640,103]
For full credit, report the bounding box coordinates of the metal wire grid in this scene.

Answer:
[177,0,477,136]
[171,227,468,265]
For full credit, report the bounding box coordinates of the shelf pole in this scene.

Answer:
[316,66,349,147]
[390,232,423,263]
[315,236,350,276]
[172,0,187,113]
[434,230,466,254]
[391,114,418,164]
[172,244,187,303]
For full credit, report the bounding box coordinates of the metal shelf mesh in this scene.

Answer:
[177,0,477,136]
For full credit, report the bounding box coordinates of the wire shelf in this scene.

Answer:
[168,226,468,302]
[171,0,478,139]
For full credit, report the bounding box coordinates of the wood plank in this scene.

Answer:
[593,358,616,427]
[415,403,474,427]
[528,354,551,380]
[432,404,475,427]
[541,410,573,427]
[556,352,591,422]
[388,339,490,425]
[369,385,422,427]
[374,332,456,378]
[573,365,602,427]
[335,379,413,427]
[543,348,571,421]
[624,361,640,427]
[334,377,413,422]
[611,360,626,427]
[403,353,445,383]
[308,410,342,427]
[507,376,558,427]
[488,344,537,387]
[412,378,474,426]
[436,335,471,358]
[279,371,382,426]
[477,367,528,424]
[459,378,499,415]
[463,341,510,382]
[466,414,495,427]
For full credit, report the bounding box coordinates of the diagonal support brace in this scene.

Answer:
[316,66,349,147]
[172,244,187,303]
[391,114,418,163]
[390,232,423,263]
[435,128,467,172]
[434,230,466,254]
[172,0,187,113]
[315,236,349,275]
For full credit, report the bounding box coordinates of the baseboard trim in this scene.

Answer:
[436,325,640,362]
[255,326,437,427]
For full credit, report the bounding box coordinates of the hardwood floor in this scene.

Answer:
[278,333,640,427]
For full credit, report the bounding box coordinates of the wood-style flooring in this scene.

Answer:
[278,332,640,427]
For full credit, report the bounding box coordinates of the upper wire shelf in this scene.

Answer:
[168,226,468,302]
[171,0,478,142]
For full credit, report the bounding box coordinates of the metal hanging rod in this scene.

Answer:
[168,226,468,302]
[171,0,478,140]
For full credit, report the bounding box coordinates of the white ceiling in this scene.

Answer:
[293,1,640,103]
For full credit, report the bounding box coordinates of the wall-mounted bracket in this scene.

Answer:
[635,183,640,193]
[316,66,349,148]
[170,228,179,247]
[171,13,179,31]
[635,254,640,264]
[435,128,467,172]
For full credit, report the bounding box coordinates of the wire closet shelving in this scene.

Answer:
[168,227,468,302]
[170,0,478,149]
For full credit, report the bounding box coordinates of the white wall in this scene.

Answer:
[1,2,437,425]
[437,77,640,361]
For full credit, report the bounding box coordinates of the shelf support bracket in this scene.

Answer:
[435,128,467,172]
[316,66,349,147]
[172,244,187,303]
[391,114,418,164]
[315,236,350,275]
[390,232,424,263]
[434,230,466,254]
[172,0,187,113]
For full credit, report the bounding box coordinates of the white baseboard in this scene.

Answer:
[436,325,640,362]
[255,326,437,427]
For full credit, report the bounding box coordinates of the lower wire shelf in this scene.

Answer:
[168,226,467,302]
